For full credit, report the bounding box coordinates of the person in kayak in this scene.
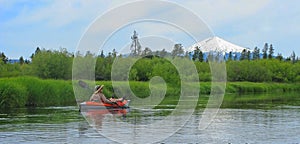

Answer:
[90,85,123,104]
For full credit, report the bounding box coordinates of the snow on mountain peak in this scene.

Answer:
[188,36,251,53]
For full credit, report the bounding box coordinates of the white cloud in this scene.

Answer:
[3,0,112,28]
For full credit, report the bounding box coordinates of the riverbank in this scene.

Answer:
[0,77,75,108]
[0,77,300,109]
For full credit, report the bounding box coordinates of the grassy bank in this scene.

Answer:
[221,92,300,108]
[0,77,75,109]
[1,77,300,109]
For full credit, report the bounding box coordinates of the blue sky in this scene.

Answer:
[1,0,299,59]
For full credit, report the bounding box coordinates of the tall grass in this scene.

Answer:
[1,76,300,109]
[226,82,300,93]
[0,80,28,108]
[221,92,300,108]
[0,77,75,109]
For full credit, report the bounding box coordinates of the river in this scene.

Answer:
[1,105,300,143]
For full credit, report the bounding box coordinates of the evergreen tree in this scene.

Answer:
[99,50,105,58]
[228,51,233,61]
[291,51,296,63]
[25,59,30,64]
[192,46,199,61]
[262,43,268,59]
[19,56,24,65]
[112,49,117,58]
[285,57,291,62]
[107,52,112,58]
[31,47,41,59]
[130,31,142,56]
[198,50,204,62]
[253,47,260,60]
[234,53,238,61]
[240,49,247,61]
[0,52,8,64]
[276,53,283,61]
[268,44,274,59]
[247,50,251,60]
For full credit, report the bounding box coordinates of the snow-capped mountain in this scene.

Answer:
[188,36,251,53]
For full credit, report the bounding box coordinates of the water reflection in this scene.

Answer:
[81,108,128,130]
[1,106,300,143]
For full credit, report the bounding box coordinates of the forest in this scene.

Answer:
[0,45,299,83]
[1,45,300,108]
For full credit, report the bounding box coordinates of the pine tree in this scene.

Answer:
[30,47,41,59]
[291,51,296,63]
[240,49,247,61]
[0,52,8,64]
[247,50,251,60]
[130,31,142,56]
[262,43,268,59]
[192,46,199,61]
[100,50,105,58]
[19,56,24,65]
[253,47,260,60]
[112,49,117,58]
[228,51,233,61]
[198,50,204,62]
[276,53,283,61]
[268,44,274,59]
[234,53,238,61]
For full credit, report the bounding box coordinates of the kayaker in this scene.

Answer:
[90,85,123,104]
[90,85,115,104]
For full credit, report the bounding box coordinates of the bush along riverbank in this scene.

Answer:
[0,77,75,109]
[1,77,300,109]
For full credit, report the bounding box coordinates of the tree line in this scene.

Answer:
[0,43,299,83]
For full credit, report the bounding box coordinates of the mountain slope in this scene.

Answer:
[188,37,251,53]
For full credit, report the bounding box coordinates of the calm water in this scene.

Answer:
[1,106,300,143]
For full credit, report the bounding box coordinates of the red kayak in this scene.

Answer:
[79,99,130,112]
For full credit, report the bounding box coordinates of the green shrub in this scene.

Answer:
[0,81,28,108]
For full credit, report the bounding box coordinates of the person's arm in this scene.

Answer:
[100,93,114,104]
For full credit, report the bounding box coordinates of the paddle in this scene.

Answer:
[78,80,91,90]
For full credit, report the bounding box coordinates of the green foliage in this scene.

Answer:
[0,77,75,109]
[0,80,28,108]
[171,44,184,58]
[0,52,8,64]
[226,82,300,93]
[0,47,299,83]
[31,48,72,79]
[222,92,300,108]
[262,43,268,59]
[226,59,300,82]
[1,77,300,109]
